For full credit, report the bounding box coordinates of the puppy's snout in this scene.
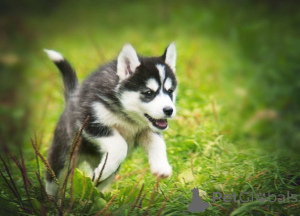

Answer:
[163,106,173,116]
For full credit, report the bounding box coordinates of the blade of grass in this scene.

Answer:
[67,136,83,213]
[111,168,148,215]
[95,194,118,216]
[144,177,160,215]
[35,171,59,212]
[20,149,33,187]
[156,189,174,216]
[130,183,144,214]
[0,170,22,206]
[9,150,36,214]
[60,116,89,213]
[31,138,60,187]
[123,168,148,204]
[0,155,22,203]
[81,152,109,215]
[95,152,109,187]
[33,131,41,177]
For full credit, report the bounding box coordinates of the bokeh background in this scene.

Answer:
[1,0,300,215]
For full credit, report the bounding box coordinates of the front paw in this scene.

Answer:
[150,162,172,178]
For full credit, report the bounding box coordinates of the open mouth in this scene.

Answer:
[145,114,168,130]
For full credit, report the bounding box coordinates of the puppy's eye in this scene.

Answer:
[142,90,155,97]
[167,89,173,94]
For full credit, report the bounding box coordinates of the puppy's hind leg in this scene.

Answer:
[46,116,72,197]
[96,172,117,192]
[84,156,119,192]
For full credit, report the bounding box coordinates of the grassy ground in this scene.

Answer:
[1,0,300,215]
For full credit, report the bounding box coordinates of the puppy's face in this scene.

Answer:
[117,44,177,131]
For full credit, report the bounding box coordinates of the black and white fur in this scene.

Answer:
[44,43,178,196]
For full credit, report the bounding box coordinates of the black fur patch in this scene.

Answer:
[119,56,177,103]
[84,114,112,137]
[54,60,78,101]
[79,136,102,157]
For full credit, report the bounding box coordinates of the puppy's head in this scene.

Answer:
[117,43,177,132]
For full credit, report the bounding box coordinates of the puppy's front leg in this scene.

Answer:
[92,129,128,183]
[140,132,172,178]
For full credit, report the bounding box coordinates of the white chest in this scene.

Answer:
[115,124,140,151]
[92,102,143,151]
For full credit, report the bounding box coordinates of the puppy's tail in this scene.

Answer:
[44,49,78,101]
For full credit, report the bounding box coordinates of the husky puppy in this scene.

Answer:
[44,43,177,196]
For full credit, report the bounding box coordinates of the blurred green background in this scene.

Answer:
[1,0,300,215]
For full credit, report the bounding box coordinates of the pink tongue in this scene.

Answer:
[156,119,167,128]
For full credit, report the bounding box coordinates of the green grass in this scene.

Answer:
[1,0,300,215]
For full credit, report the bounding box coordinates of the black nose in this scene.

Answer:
[163,106,173,116]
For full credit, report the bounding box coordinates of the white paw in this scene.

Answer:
[150,162,172,178]
[46,180,58,196]
[93,167,106,182]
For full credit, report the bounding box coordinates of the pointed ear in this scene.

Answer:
[117,44,141,81]
[162,42,176,72]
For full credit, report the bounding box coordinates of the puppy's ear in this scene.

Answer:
[117,44,141,80]
[162,42,176,72]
